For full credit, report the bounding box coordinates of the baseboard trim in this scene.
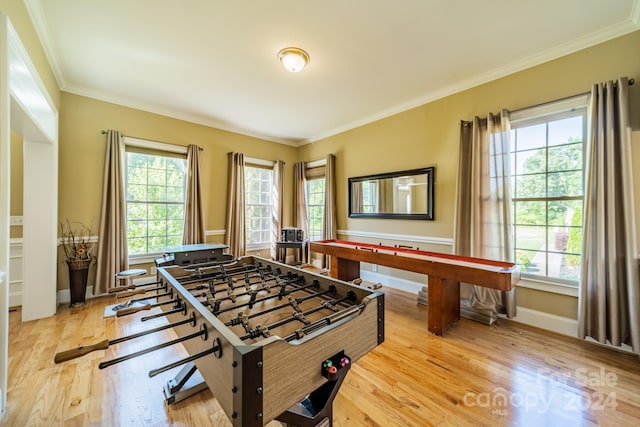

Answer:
[360,269,579,337]
[508,306,578,337]
[359,270,423,294]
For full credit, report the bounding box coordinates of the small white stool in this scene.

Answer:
[109,268,147,293]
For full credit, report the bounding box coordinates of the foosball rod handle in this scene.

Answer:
[53,313,197,364]
[53,340,109,364]
[108,281,162,294]
[115,304,152,316]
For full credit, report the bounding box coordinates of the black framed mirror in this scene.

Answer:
[348,167,434,220]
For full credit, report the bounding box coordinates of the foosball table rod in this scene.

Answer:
[115,297,181,317]
[53,313,197,363]
[108,280,162,294]
[98,324,209,369]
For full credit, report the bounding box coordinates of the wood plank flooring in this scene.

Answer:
[2,286,639,426]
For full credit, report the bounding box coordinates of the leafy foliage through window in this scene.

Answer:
[306,178,325,241]
[245,166,273,246]
[511,109,586,283]
[126,152,186,255]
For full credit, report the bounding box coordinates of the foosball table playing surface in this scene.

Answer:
[56,256,385,427]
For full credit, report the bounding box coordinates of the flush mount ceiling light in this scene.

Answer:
[278,47,310,73]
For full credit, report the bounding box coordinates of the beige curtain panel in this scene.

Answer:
[182,144,205,245]
[95,130,128,294]
[270,160,285,260]
[579,77,640,355]
[225,152,246,258]
[322,154,338,268]
[293,162,309,242]
[453,111,516,324]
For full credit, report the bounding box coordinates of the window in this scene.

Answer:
[125,151,187,255]
[361,180,378,213]
[306,177,325,241]
[510,102,587,284]
[245,165,273,247]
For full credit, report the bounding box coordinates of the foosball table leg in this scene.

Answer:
[163,361,209,405]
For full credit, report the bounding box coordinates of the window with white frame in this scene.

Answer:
[306,177,325,241]
[245,165,273,247]
[360,180,378,213]
[510,98,587,284]
[125,148,187,256]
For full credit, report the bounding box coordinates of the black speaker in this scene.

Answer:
[281,228,302,242]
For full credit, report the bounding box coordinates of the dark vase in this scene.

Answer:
[66,259,91,308]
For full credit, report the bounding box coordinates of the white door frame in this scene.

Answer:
[0,14,59,412]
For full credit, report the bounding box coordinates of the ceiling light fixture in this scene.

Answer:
[278,47,310,73]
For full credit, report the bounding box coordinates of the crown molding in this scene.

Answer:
[633,0,640,27]
[25,0,640,147]
[303,19,640,145]
[24,0,65,90]
[61,84,300,147]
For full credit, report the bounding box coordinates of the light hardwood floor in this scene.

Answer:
[3,286,639,426]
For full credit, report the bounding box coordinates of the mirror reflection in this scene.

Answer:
[349,167,434,220]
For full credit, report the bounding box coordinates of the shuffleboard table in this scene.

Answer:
[309,239,520,335]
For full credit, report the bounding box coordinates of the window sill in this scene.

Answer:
[129,253,162,265]
[246,243,271,252]
[516,277,579,297]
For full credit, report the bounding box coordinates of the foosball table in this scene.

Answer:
[55,256,385,427]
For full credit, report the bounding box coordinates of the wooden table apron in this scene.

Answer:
[309,240,519,335]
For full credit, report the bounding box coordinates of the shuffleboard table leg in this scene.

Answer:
[427,276,461,336]
[330,257,360,282]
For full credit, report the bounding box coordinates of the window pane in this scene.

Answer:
[147,185,167,202]
[127,203,147,220]
[548,143,582,172]
[167,186,184,203]
[515,123,546,151]
[167,219,184,235]
[515,148,546,174]
[148,204,166,220]
[167,205,184,220]
[166,235,183,248]
[515,225,546,251]
[548,200,582,226]
[128,184,147,201]
[128,237,147,255]
[148,236,167,253]
[515,173,546,198]
[548,171,582,197]
[127,220,147,238]
[561,254,581,281]
[148,168,166,186]
[516,249,545,277]
[514,201,545,225]
[128,153,147,168]
[548,116,583,146]
[127,166,146,185]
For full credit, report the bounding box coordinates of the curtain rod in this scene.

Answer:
[461,78,635,125]
[101,130,202,151]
